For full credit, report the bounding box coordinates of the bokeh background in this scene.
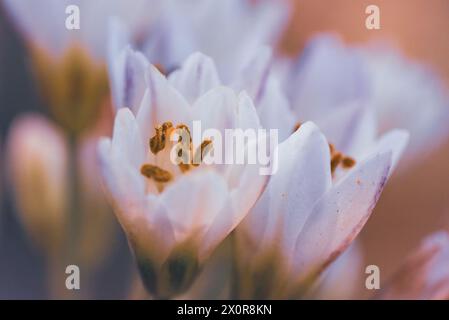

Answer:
[1,0,449,298]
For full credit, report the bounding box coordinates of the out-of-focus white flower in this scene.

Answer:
[277,34,449,161]
[378,231,449,300]
[358,45,449,157]
[3,0,163,61]
[99,52,267,298]
[144,0,289,82]
[234,120,408,299]
[6,114,68,255]
[108,0,289,110]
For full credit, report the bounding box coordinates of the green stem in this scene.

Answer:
[67,135,81,262]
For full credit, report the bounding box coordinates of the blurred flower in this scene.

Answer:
[377,231,449,300]
[359,45,449,158]
[6,114,68,256]
[108,0,289,111]
[76,131,116,266]
[3,0,161,60]
[99,52,267,298]
[3,0,163,135]
[144,0,289,83]
[278,34,449,162]
[234,121,408,299]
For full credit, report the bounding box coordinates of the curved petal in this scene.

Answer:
[316,102,377,155]
[256,76,296,142]
[160,170,228,244]
[291,151,392,284]
[201,139,268,261]
[98,137,147,222]
[288,35,368,121]
[261,122,332,258]
[358,129,409,175]
[145,65,192,126]
[191,86,238,131]
[237,91,261,130]
[111,108,146,170]
[168,52,221,104]
[232,46,272,102]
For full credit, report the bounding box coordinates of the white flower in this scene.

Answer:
[234,120,408,299]
[358,45,449,157]
[107,0,289,106]
[6,114,68,255]
[3,0,163,60]
[378,231,449,300]
[99,52,267,298]
[278,34,449,161]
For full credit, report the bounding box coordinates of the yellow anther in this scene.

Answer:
[140,164,173,183]
[150,121,173,154]
[192,139,213,166]
[330,152,343,174]
[342,156,356,169]
[292,122,302,133]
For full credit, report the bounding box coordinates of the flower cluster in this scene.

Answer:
[3,0,449,300]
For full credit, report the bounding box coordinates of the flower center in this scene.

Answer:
[140,122,213,191]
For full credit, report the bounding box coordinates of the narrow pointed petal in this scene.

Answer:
[292,151,392,284]
[260,122,332,258]
[256,76,296,142]
[168,52,221,104]
[111,108,145,170]
[145,65,192,125]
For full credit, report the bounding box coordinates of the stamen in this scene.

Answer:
[329,143,356,174]
[341,156,356,169]
[175,124,192,142]
[329,143,335,155]
[192,139,213,167]
[140,164,173,183]
[292,122,302,133]
[178,163,191,173]
[150,121,173,154]
[330,152,343,174]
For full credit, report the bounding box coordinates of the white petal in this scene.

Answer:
[191,86,238,131]
[111,108,145,170]
[288,35,367,121]
[291,151,392,282]
[107,17,131,110]
[316,102,377,155]
[256,76,296,141]
[121,48,150,113]
[260,122,332,258]
[360,46,449,158]
[358,129,409,175]
[160,170,228,244]
[168,52,221,104]
[98,137,146,222]
[145,65,192,125]
[232,46,272,102]
[237,92,261,130]
[200,140,268,261]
